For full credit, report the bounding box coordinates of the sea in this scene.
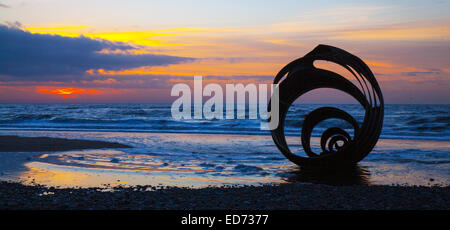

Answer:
[0,103,448,188]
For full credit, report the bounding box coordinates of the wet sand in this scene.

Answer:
[0,132,448,188]
[0,135,131,152]
[0,134,448,210]
[0,181,448,210]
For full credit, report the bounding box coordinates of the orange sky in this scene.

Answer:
[0,1,449,103]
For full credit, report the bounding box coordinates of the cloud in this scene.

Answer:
[0,2,9,8]
[402,71,441,77]
[0,25,194,78]
[5,21,22,28]
[334,23,450,40]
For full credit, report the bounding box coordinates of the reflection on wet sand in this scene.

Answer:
[282,165,371,186]
[19,161,282,188]
[0,131,448,188]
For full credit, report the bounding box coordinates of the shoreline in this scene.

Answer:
[0,181,448,209]
[0,133,448,188]
[1,128,449,142]
[0,133,448,209]
[0,135,132,152]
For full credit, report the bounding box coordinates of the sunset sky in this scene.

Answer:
[0,0,449,103]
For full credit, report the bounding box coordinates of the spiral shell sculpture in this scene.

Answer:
[270,44,384,167]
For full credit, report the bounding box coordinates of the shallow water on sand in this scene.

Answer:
[0,130,448,188]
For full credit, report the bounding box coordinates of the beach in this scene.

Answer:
[0,133,448,210]
[0,181,448,210]
[1,0,450,214]
[0,130,448,188]
[0,104,448,209]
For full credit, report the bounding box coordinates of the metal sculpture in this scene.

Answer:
[270,44,384,167]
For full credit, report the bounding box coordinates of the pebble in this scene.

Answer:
[0,181,448,210]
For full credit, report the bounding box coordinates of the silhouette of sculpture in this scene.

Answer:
[270,44,384,167]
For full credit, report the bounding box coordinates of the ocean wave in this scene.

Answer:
[0,104,449,141]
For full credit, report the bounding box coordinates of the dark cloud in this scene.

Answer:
[0,25,194,78]
[402,70,441,76]
[0,3,9,8]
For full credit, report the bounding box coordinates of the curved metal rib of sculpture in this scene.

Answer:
[270,44,384,167]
